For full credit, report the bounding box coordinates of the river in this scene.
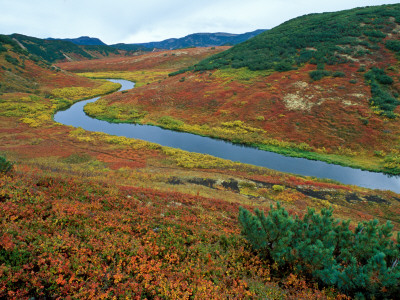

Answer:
[53,79,400,193]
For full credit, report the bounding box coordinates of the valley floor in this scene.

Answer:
[1,82,400,298]
[1,46,400,299]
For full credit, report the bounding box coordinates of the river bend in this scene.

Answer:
[53,79,400,193]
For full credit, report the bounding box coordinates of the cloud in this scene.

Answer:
[1,0,399,44]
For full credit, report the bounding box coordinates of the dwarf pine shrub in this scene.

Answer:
[0,155,14,174]
[365,68,399,117]
[239,203,400,298]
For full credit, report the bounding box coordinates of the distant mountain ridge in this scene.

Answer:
[47,36,106,46]
[9,34,131,63]
[112,29,266,51]
[6,29,266,64]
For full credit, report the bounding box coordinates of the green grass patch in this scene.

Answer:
[213,67,273,83]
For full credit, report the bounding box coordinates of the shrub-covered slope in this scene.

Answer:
[194,4,400,71]
[8,34,134,63]
[0,34,89,93]
[0,34,120,128]
[2,159,377,299]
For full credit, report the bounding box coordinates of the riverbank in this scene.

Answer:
[81,107,391,175]
[54,79,400,192]
[77,71,400,178]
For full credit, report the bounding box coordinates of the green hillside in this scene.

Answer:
[10,34,92,62]
[9,34,132,63]
[0,34,51,93]
[193,4,400,71]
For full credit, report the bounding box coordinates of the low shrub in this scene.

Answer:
[5,54,19,66]
[309,70,331,81]
[158,116,184,129]
[239,203,400,299]
[272,185,285,192]
[332,71,345,77]
[0,155,14,174]
[386,40,400,52]
[365,68,398,116]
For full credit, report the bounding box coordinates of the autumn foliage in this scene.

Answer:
[2,8,400,298]
[1,167,352,299]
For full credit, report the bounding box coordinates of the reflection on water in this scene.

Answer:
[54,79,400,193]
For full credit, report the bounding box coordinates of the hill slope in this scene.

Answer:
[9,34,133,63]
[47,36,106,45]
[112,29,266,50]
[191,4,400,118]
[194,4,400,71]
[0,33,120,122]
[0,34,84,93]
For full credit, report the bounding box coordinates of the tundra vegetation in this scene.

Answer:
[1,4,400,299]
[65,4,400,175]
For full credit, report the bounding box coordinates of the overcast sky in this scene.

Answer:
[1,0,399,45]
